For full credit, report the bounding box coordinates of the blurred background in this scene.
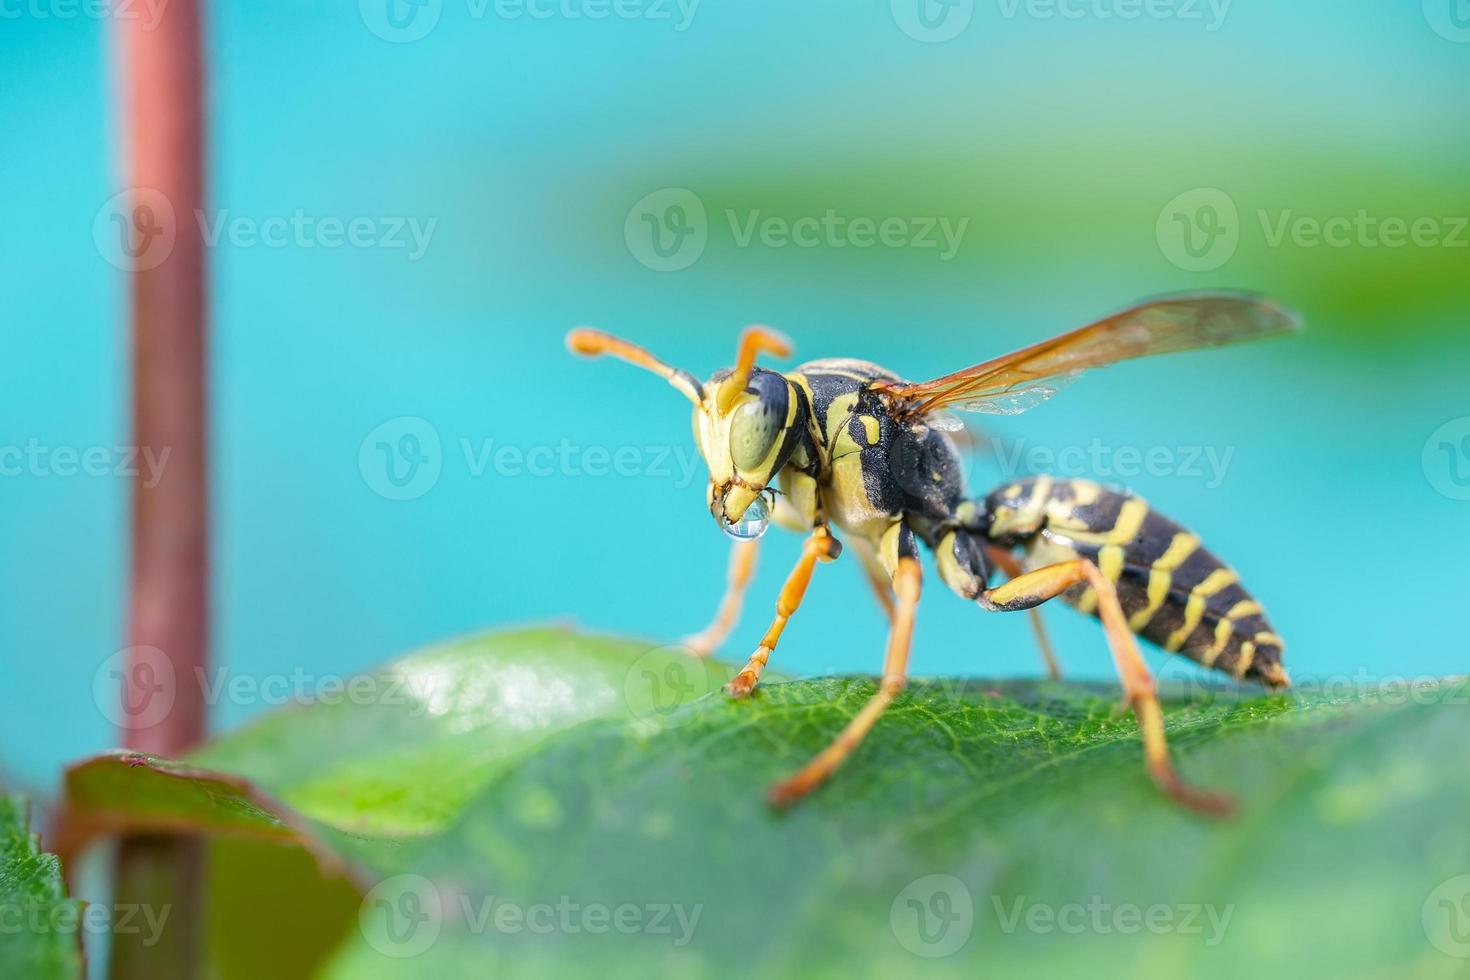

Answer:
[1,0,1466,795]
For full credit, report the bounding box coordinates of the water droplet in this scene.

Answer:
[721,494,770,541]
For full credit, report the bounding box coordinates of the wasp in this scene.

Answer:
[567,292,1299,816]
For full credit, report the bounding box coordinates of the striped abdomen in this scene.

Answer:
[985,477,1288,688]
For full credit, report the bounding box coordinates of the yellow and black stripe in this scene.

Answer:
[984,477,1288,688]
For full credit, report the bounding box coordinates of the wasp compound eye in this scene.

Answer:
[730,398,782,471]
[729,373,789,471]
[721,493,770,541]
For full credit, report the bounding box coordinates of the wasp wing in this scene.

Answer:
[875,292,1301,418]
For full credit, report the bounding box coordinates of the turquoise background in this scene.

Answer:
[0,0,1467,794]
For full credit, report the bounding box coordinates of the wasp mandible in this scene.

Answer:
[567,292,1300,816]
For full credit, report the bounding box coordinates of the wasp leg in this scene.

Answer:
[679,539,759,657]
[983,545,1061,680]
[768,524,921,808]
[725,530,839,698]
[849,536,896,625]
[980,558,1234,818]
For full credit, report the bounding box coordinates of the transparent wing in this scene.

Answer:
[875,292,1301,418]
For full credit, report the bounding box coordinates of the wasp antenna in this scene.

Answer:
[717,324,793,414]
[564,327,704,406]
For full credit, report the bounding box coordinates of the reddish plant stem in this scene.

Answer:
[117,0,208,760]
[110,3,208,978]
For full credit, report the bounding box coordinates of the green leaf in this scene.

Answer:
[58,627,1470,979]
[0,794,83,980]
[188,627,742,837]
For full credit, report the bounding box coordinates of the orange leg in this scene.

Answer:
[768,554,922,808]
[981,558,1233,817]
[725,531,839,698]
[680,539,760,657]
[984,545,1061,680]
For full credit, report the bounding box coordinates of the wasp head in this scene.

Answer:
[694,366,801,537]
[567,324,796,539]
